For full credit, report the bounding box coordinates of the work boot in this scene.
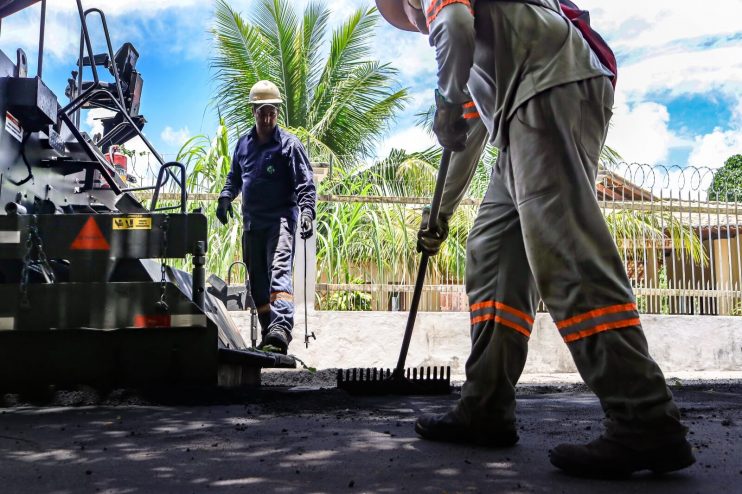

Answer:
[549,435,696,478]
[258,329,289,355]
[415,411,519,447]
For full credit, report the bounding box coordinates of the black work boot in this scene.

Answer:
[415,411,518,447]
[258,329,289,354]
[549,435,695,478]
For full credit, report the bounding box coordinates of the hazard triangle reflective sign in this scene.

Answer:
[70,217,110,250]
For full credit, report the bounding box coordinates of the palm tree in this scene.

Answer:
[210,0,407,160]
[177,0,407,278]
[175,120,244,278]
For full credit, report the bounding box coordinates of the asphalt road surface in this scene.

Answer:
[0,376,740,493]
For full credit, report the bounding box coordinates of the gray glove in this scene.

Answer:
[216,197,233,225]
[417,205,449,256]
[300,210,313,239]
[433,90,467,152]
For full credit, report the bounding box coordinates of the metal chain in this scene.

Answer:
[303,235,315,348]
[19,215,54,309]
[19,219,34,309]
[157,215,169,312]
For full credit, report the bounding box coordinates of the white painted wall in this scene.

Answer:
[230,311,742,379]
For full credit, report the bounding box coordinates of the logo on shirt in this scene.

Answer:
[266,164,275,175]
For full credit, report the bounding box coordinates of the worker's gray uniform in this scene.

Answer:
[423,0,687,447]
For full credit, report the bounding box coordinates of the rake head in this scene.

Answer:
[336,366,451,395]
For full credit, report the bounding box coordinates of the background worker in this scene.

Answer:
[216,80,316,355]
[377,0,695,478]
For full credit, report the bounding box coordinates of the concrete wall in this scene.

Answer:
[230,311,742,379]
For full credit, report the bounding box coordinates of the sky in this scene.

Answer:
[1,0,741,185]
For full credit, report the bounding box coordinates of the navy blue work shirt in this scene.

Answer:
[220,125,316,230]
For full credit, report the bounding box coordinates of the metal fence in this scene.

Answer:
[315,162,742,315]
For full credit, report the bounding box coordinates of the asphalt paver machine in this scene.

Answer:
[0,0,294,392]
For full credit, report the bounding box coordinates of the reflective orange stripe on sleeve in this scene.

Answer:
[463,101,480,120]
[426,0,473,26]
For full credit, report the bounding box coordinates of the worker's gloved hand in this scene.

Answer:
[300,210,313,239]
[216,197,233,225]
[417,206,449,256]
[433,90,467,152]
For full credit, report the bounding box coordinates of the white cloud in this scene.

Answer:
[688,99,742,169]
[376,125,437,158]
[616,46,742,102]
[604,94,676,165]
[688,128,742,169]
[581,2,742,168]
[121,136,160,182]
[46,0,205,16]
[0,0,216,64]
[161,126,191,146]
[375,25,435,79]
[579,0,742,50]
[84,108,116,138]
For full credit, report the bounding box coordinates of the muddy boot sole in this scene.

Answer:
[549,436,696,478]
[415,416,518,447]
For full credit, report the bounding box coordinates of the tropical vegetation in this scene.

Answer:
[210,0,406,159]
[708,154,742,202]
[172,0,710,311]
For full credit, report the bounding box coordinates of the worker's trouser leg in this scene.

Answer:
[456,171,539,429]
[243,218,296,343]
[461,76,686,447]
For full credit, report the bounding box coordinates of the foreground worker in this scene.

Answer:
[377,0,695,478]
[217,80,316,354]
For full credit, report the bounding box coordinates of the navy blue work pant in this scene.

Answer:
[242,218,295,342]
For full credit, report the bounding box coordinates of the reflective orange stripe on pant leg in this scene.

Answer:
[470,300,534,338]
[556,303,637,329]
[270,291,294,303]
[471,314,531,338]
[562,318,642,343]
[556,303,640,343]
[470,301,534,325]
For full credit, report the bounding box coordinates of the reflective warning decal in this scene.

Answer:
[70,217,110,250]
[4,111,22,143]
[133,314,207,328]
[113,216,152,230]
[171,314,208,327]
[0,231,20,243]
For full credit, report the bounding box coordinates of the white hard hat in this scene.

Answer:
[249,80,283,105]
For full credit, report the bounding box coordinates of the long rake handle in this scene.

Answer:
[394,149,452,374]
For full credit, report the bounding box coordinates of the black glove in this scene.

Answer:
[433,90,468,152]
[216,197,233,225]
[417,205,449,256]
[300,210,313,239]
